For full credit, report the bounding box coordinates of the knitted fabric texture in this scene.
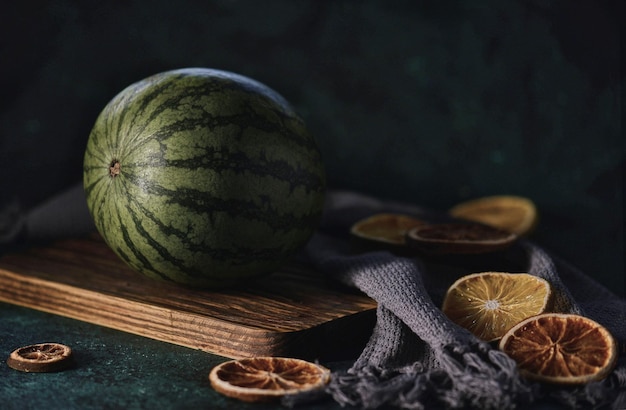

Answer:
[283,190,625,410]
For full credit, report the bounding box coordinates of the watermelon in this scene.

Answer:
[83,68,326,288]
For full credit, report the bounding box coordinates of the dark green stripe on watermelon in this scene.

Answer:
[83,68,325,288]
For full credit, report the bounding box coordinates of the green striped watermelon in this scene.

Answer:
[83,68,326,288]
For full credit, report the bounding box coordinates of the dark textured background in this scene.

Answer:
[1,0,623,296]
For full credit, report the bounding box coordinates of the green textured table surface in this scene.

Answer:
[1,302,569,410]
[0,235,585,410]
[0,302,348,410]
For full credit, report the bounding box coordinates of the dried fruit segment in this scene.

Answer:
[449,195,538,237]
[442,272,551,342]
[499,313,617,384]
[406,222,517,254]
[6,343,73,373]
[209,357,330,402]
[350,213,424,245]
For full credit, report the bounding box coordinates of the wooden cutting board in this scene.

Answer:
[0,234,376,360]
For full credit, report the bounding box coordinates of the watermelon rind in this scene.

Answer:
[83,68,326,288]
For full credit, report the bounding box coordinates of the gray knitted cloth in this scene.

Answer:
[2,187,625,409]
[284,190,626,410]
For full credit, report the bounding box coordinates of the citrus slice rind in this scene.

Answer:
[442,272,552,342]
[449,195,538,237]
[499,313,618,385]
[350,213,424,246]
[406,222,517,254]
[209,357,331,403]
[6,343,74,373]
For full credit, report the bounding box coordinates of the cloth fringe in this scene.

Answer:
[284,341,536,410]
[543,360,626,410]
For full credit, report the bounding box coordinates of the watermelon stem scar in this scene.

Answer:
[109,160,121,178]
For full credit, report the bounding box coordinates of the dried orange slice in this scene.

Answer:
[350,213,424,245]
[442,272,551,342]
[6,343,74,373]
[499,313,618,384]
[209,356,330,403]
[449,195,538,236]
[406,222,517,254]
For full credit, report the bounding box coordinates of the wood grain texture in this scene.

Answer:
[0,234,376,360]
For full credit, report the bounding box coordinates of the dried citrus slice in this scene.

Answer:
[406,222,517,254]
[442,272,551,342]
[449,195,538,236]
[6,343,74,373]
[499,313,618,384]
[209,356,330,403]
[350,213,424,245]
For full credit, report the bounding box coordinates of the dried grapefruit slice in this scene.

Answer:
[449,195,538,236]
[406,222,517,254]
[209,357,330,403]
[350,213,424,245]
[499,313,618,384]
[442,272,551,342]
[6,343,74,373]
